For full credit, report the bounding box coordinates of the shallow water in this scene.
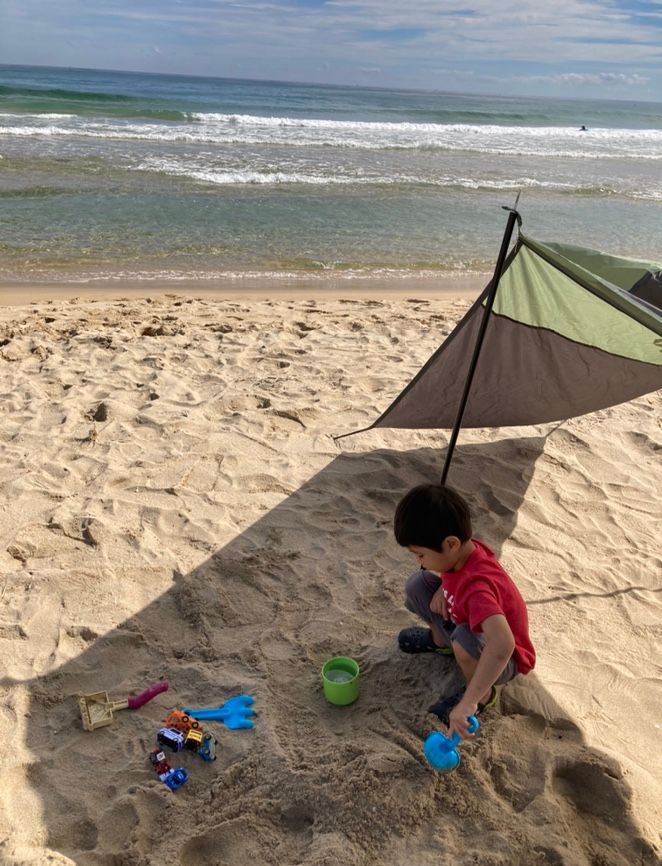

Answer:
[324,670,355,684]
[2,64,662,286]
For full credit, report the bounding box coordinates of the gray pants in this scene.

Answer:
[404,569,518,684]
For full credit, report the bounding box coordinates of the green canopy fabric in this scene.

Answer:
[372,234,662,429]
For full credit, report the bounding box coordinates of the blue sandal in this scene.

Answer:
[398,627,453,656]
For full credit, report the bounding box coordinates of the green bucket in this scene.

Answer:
[321,656,360,706]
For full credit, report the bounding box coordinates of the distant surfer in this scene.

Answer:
[579,125,587,131]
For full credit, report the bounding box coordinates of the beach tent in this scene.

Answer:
[351,213,662,480]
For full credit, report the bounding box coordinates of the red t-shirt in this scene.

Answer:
[441,539,535,675]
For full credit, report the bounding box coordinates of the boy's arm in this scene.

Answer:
[429,584,448,618]
[448,614,515,739]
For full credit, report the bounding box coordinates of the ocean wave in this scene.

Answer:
[132,158,662,200]
[187,113,662,157]
[3,113,662,159]
[0,264,492,284]
[0,112,75,120]
[0,83,143,103]
[153,168,360,185]
[0,83,189,121]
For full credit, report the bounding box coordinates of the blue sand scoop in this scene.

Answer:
[184,695,255,730]
[423,715,479,771]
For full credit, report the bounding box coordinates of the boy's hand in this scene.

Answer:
[448,698,478,740]
[429,585,448,618]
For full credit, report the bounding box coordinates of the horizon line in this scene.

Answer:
[2,61,662,109]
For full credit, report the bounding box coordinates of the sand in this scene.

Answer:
[0,289,660,866]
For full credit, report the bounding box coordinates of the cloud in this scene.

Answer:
[1,0,661,96]
[556,71,650,86]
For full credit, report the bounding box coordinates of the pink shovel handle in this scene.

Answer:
[127,681,169,709]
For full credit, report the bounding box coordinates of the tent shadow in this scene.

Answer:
[5,437,657,865]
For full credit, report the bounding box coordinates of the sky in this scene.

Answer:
[1,0,661,99]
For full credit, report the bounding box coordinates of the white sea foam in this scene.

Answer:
[0,112,76,120]
[133,158,364,185]
[4,71,662,281]
[2,112,662,159]
[130,157,662,200]
[10,265,486,284]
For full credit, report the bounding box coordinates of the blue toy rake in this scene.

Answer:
[183,695,255,730]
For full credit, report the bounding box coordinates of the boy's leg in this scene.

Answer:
[402,569,453,650]
[428,626,517,723]
[451,625,518,690]
[451,639,489,705]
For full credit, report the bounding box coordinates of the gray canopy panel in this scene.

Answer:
[372,235,662,430]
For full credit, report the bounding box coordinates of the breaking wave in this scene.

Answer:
[3,111,662,159]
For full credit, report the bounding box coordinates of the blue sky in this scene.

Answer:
[1,0,661,98]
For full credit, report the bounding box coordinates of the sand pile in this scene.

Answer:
[0,293,659,866]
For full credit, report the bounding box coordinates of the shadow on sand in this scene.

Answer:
[4,438,657,865]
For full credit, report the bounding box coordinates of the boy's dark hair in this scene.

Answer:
[394,484,472,549]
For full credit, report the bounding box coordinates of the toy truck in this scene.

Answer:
[198,732,217,762]
[150,749,171,777]
[149,748,188,791]
[163,767,188,791]
[163,711,200,735]
[184,728,204,752]
[157,727,185,752]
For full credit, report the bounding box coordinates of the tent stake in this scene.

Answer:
[440,205,521,485]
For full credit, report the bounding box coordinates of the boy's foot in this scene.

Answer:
[428,689,464,724]
[398,627,453,656]
[478,685,498,715]
[428,685,498,725]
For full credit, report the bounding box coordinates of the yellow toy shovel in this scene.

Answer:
[79,680,169,731]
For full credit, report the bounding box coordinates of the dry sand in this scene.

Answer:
[0,289,660,866]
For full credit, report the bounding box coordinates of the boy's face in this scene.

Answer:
[408,537,461,574]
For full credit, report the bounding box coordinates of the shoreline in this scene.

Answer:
[0,270,488,305]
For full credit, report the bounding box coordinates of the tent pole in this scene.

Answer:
[440,205,521,485]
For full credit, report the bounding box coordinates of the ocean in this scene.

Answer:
[1,64,661,285]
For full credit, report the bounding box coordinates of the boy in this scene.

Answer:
[394,484,535,740]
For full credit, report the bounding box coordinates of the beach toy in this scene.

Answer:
[184,695,255,730]
[321,656,360,706]
[423,715,479,772]
[79,680,169,731]
[163,710,201,734]
[157,727,184,752]
[149,748,188,792]
[198,732,218,762]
